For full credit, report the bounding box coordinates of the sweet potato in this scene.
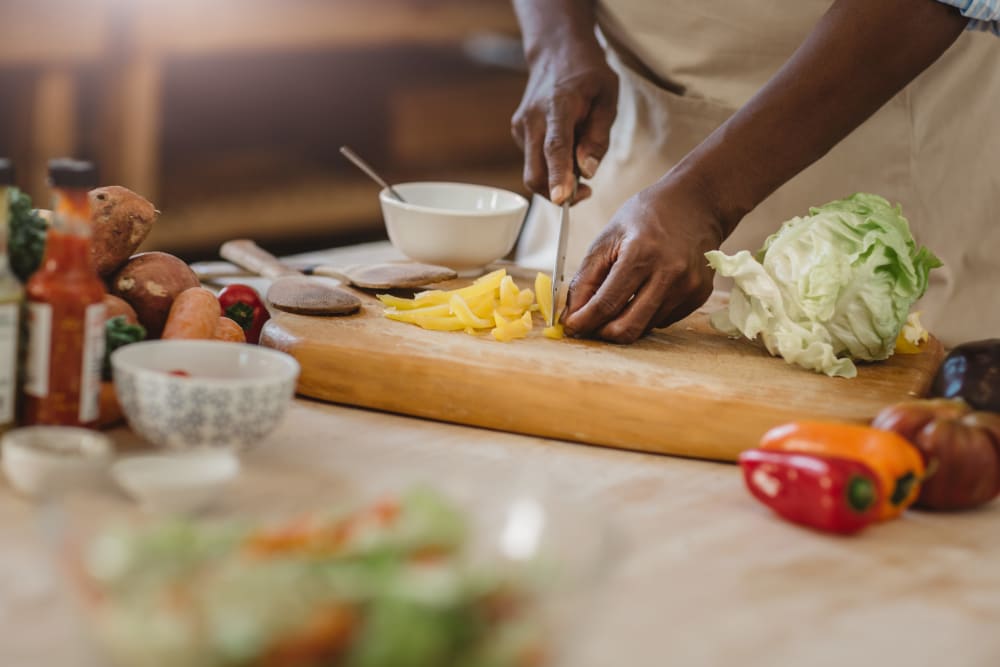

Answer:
[214,316,247,343]
[97,381,125,429]
[162,287,221,340]
[90,186,158,277]
[111,252,200,338]
[103,294,138,325]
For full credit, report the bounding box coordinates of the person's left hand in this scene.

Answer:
[562,178,725,343]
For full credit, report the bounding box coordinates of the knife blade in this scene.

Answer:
[549,181,575,327]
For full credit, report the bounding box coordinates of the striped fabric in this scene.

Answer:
[939,0,1000,35]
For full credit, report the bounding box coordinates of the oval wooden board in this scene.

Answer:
[261,266,944,461]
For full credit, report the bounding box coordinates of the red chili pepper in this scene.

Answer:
[218,283,270,344]
[739,449,882,535]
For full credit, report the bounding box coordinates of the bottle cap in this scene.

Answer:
[0,158,13,186]
[48,159,98,189]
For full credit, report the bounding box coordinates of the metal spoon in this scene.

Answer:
[339,145,407,203]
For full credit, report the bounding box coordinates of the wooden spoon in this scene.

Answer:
[220,240,361,316]
[193,257,457,290]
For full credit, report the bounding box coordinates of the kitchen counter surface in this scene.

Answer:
[2,242,999,666]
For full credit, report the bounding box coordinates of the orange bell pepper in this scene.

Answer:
[759,421,925,520]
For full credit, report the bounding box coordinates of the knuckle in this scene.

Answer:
[660,259,689,281]
[524,175,546,195]
[675,270,700,293]
[603,321,642,344]
[591,293,622,320]
[511,127,524,149]
[543,133,569,154]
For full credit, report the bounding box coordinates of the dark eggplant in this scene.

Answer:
[931,339,1000,413]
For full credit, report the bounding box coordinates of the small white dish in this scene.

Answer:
[379,182,529,271]
[111,340,300,451]
[2,427,113,500]
[111,450,239,514]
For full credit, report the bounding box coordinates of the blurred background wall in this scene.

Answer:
[0,0,527,260]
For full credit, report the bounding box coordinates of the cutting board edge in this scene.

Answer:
[265,329,932,462]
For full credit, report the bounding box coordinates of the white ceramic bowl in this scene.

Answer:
[1,427,113,499]
[112,451,240,514]
[110,340,300,451]
[380,182,529,271]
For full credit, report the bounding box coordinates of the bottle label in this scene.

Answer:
[79,302,106,423]
[24,302,52,398]
[0,303,18,425]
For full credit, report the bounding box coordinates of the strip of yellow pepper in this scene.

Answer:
[449,294,491,329]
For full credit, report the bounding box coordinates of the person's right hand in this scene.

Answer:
[511,42,619,205]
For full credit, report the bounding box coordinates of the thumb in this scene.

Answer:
[575,93,616,179]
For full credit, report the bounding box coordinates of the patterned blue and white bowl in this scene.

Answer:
[111,340,300,451]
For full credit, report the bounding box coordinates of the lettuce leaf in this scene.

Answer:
[706,193,941,378]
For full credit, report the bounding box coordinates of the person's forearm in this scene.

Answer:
[512,0,601,66]
[670,0,968,235]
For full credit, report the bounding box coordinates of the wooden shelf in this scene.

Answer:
[131,0,520,56]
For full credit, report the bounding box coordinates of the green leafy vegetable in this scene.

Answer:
[706,193,941,378]
[103,315,146,380]
[7,187,47,283]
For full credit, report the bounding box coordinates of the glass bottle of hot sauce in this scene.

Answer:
[22,160,105,427]
[0,159,24,435]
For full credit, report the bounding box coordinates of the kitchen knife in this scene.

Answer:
[548,180,576,327]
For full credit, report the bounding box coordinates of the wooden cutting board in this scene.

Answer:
[261,266,944,461]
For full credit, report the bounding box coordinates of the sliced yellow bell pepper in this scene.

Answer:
[543,324,565,339]
[499,275,520,308]
[491,310,532,342]
[895,312,929,354]
[381,268,567,342]
[418,269,506,304]
[377,293,434,310]
[385,310,467,331]
[450,294,492,329]
[495,305,526,319]
[466,292,497,319]
[382,303,451,322]
[517,288,535,310]
[534,272,553,325]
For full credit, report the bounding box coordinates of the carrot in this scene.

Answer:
[161,287,221,340]
[97,381,125,429]
[214,316,247,343]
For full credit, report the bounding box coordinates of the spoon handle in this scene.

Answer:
[339,146,407,203]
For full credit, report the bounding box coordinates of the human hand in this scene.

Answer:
[511,42,618,205]
[562,179,725,343]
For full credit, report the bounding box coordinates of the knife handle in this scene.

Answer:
[219,239,300,279]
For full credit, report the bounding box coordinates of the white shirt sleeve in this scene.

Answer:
[938,0,1000,35]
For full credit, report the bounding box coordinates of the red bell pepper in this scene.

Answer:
[739,449,882,535]
[218,283,270,344]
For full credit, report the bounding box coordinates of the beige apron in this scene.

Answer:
[515,1,1000,347]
